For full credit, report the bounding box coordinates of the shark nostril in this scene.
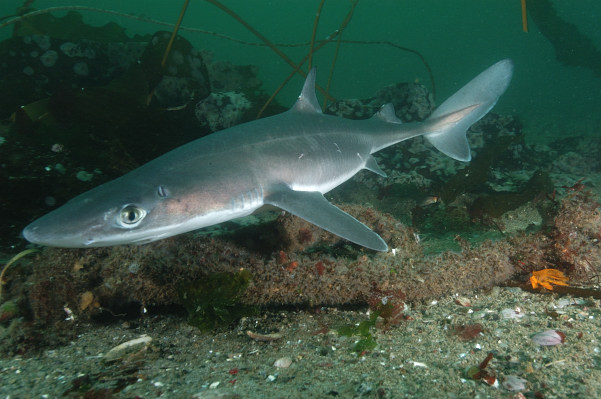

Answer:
[157,185,170,198]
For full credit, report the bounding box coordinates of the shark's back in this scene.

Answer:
[147,108,390,195]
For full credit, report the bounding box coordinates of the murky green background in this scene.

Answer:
[2,0,600,142]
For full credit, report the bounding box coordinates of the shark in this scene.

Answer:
[22,59,513,251]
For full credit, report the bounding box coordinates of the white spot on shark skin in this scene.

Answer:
[333,143,341,153]
[298,153,304,160]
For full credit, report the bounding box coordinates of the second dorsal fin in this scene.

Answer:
[372,103,402,124]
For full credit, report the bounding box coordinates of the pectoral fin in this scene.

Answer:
[265,187,388,251]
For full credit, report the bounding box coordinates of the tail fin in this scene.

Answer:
[425,59,514,161]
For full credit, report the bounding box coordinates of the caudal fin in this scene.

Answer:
[425,59,514,161]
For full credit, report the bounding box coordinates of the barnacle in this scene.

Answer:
[529,268,569,290]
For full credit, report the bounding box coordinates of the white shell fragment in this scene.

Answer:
[273,357,293,368]
[502,375,528,391]
[455,296,472,307]
[246,330,283,341]
[531,330,566,346]
[501,308,525,320]
[103,335,152,362]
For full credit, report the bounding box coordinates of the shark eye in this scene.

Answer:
[119,205,146,227]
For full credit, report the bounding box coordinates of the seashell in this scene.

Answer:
[247,330,283,341]
[455,296,472,307]
[103,335,152,362]
[531,330,566,346]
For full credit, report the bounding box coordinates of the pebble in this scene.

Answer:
[273,357,292,368]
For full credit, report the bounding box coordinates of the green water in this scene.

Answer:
[1,0,600,142]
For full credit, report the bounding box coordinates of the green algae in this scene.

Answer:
[337,313,378,354]
[0,301,19,323]
[178,270,257,331]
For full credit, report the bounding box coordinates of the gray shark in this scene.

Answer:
[22,59,513,251]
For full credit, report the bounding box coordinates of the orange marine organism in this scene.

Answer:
[529,269,569,290]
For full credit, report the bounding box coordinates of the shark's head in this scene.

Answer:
[21,170,232,247]
[23,177,176,247]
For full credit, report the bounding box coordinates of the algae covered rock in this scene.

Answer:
[178,270,257,330]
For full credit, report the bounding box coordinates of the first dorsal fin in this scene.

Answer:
[291,68,322,114]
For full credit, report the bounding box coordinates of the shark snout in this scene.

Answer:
[22,223,38,243]
[22,219,94,248]
[23,221,60,247]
